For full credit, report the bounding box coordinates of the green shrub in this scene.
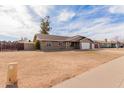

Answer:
[34,40,40,50]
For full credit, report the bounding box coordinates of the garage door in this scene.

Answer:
[80,43,90,50]
[92,44,95,49]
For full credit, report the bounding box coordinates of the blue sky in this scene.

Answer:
[0,5,124,41]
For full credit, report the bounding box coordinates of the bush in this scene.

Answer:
[34,40,40,50]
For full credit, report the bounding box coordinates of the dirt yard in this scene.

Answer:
[0,49,124,88]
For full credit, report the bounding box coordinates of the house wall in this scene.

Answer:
[24,43,35,50]
[40,41,72,51]
[99,43,111,48]
[116,42,124,48]
[94,43,100,48]
[111,43,116,48]
[99,43,120,48]
[119,43,124,48]
[39,38,95,51]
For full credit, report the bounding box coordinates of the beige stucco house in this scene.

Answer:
[35,34,95,51]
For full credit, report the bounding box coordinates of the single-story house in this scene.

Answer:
[94,40,112,48]
[94,40,124,48]
[34,34,95,51]
[116,41,124,48]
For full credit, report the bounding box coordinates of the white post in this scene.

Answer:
[0,41,2,52]
[6,63,18,88]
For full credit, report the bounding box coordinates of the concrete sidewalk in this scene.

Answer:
[53,56,124,88]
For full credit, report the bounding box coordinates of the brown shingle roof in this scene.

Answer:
[36,34,69,41]
[35,34,92,42]
[66,35,86,42]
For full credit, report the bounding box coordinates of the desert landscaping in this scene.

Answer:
[0,48,124,88]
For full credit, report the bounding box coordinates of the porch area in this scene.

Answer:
[65,42,80,49]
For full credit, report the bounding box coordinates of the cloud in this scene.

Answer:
[54,16,124,41]
[52,6,124,41]
[90,23,124,41]
[68,17,124,41]
[0,5,53,40]
[109,6,124,14]
[0,5,124,41]
[57,10,75,22]
[30,6,53,17]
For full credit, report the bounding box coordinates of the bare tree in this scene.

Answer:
[40,16,52,34]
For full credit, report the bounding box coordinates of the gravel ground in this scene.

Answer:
[0,49,123,88]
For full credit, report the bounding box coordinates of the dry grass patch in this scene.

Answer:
[0,49,123,87]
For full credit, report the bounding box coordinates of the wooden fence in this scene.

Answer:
[0,41,24,51]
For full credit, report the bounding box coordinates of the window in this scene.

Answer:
[47,42,51,47]
[58,42,62,46]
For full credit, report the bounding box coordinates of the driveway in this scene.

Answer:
[53,56,124,88]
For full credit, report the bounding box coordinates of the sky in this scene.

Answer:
[0,5,124,41]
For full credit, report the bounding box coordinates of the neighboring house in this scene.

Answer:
[94,40,124,48]
[34,34,95,51]
[17,41,35,51]
[116,41,124,48]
